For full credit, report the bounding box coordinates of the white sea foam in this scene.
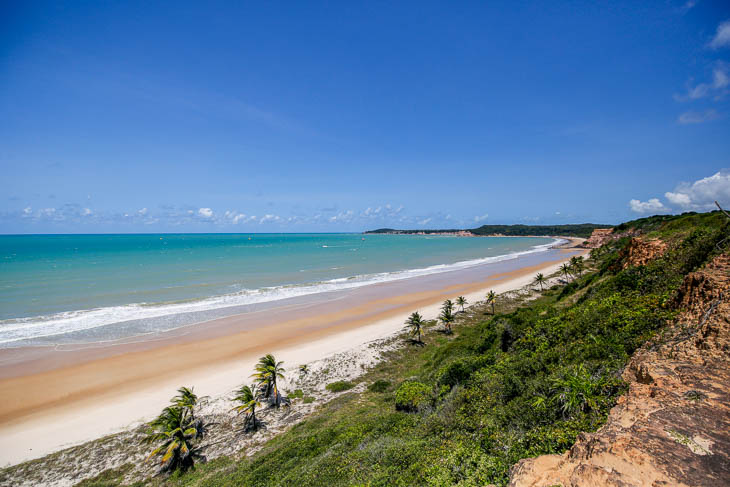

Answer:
[0,239,563,347]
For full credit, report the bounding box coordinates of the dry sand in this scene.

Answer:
[0,239,586,467]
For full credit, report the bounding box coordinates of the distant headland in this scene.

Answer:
[365,223,613,239]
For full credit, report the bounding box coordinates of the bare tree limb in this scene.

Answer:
[715,201,730,220]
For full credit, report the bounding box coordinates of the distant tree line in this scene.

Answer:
[365,223,612,238]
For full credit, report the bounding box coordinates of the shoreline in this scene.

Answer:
[0,238,586,466]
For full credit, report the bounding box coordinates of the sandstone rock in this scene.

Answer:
[619,237,668,269]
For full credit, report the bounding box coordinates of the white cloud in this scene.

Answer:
[259,214,280,224]
[82,208,92,216]
[138,207,148,216]
[198,207,213,218]
[709,19,730,49]
[224,210,250,224]
[22,206,32,217]
[629,198,668,214]
[664,191,692,206]
[473,213,489,223]
[418,218,432,225]
[664,170,730,210]
[678,109,720,124]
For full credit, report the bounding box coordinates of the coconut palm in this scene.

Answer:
[145,405,203,472]
[533,273,547,291]
[171,386,202,420]
[252,354,286,407]
[570,256,584,276]
[441,299,454,314]
[439,308,454,334]
[405,311,424,343]
[560,263,572,282]
[232,384,261,432]
[486,290,496,315]
[456,296,467,313]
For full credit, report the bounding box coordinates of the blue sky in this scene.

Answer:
[2,1,730,233]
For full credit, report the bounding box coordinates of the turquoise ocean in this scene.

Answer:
[0,234,557,348]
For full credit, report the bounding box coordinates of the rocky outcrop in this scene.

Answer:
[581,229,615,248]
[509,253,730,487]
[619,237,668,269]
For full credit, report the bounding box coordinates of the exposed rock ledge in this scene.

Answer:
[509,254,730,487]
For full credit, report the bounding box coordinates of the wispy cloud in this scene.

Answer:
[473,213,489,223]
[674,63,729,102]
[677,109,720,124]
[679,0,698,14]
[709,19,730,49]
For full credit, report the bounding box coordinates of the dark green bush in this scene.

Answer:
[368,379,391,392]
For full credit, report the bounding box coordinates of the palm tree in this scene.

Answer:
[232,384,261,432]
[456,296,467,313]
[439,308,454,334]
[145,405,203,472]
[570,256,584,276]
[486,290,496,315]
[560,263,572,282]
[533,272,547,291]
[252,354,286,407]
[441,299,454,315]
[405,311,424,343]
[171,386,200,420]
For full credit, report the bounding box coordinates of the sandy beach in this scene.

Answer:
[0,238,586,467]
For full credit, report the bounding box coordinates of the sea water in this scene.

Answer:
[0,233,557,348]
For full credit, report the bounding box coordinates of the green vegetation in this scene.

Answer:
[470,223,611,238]
[456,295,467,312]
[486,289,497,314]
[368,379,392,393]
[394,381,431,412]
[405,311,425,343]
[144,390,205,473]
[232,385,261,432]
[288,388,304,400]
[366,223,611,238]
[79,211,727,486]
[325,380,355,393]
[533,272,547,290]
[252,354,286,407]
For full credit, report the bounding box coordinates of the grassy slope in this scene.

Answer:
[79,211,727,487]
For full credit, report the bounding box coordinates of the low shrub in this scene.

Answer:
[368,379,391,393]
[325,380,355,393]
[395,381,431,412]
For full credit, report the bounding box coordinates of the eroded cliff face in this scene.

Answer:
[582,229,615,249]
[618,238,669,269]
[509,253,730,487]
